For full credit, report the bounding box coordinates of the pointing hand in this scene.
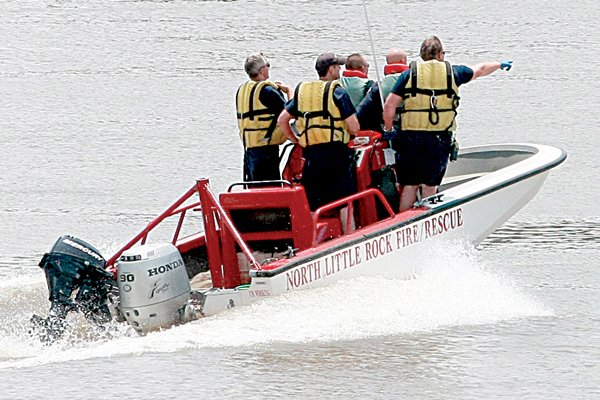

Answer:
[500,60,513,71]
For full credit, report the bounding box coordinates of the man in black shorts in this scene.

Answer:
[382,36,513,211]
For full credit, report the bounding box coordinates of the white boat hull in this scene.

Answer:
[199,143,565,316]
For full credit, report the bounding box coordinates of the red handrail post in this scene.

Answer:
[196,179,225,287]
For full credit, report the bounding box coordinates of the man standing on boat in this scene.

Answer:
[236,52,291,182]
[356,48,409,131]
[382,36,512,211]
[339,53,374,108]
[277,53,360,211]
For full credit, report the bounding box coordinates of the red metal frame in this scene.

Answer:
[105,132,399,287]
[105,185,201,274]
[312,188,394,244]
[105,179,261,281]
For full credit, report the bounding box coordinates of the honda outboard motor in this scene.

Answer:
[31,235,115,342]
[117,243,191,335]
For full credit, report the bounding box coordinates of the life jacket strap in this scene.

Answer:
[409,61,418,98]
[444,61,453,98]
[237,109,275,120]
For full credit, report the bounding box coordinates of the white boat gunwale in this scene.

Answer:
[252,143,566,278]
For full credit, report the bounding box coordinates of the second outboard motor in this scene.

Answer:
[31,235,115,342]
[116,243,191,335]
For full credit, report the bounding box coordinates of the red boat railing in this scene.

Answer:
[312,188,395,243]
[105,185,200,273]
[195,179,261,272]
[105,133,397,282]
[105,179,261,276]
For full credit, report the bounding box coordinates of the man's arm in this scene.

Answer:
[277,110,299,144]
[345,114,360,137]
[383,93,402,131]
[275,82,292,100]
[469,60,512,81]
[261,85,287,113]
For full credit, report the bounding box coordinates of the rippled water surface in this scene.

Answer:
[1,0,599,399]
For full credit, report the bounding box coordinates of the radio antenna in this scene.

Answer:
[361,0,385,109]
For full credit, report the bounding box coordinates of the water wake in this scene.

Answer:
[0,241,552,369]
[481,218,600,250]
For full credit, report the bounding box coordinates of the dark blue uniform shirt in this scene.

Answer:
[259,84,287,114]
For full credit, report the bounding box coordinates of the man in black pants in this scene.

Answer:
[277,53,359,211]
[236,52,291,181]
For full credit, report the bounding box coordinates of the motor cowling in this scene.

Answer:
[117,243,191,335]
[32,235,115,342]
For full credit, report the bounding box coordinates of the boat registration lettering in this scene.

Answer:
[249,289,271,297]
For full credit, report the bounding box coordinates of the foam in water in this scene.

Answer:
[0,240,552,369]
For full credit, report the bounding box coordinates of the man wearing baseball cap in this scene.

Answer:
[277,53,360,211]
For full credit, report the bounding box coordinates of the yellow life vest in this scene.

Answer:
[294,80,350,147]
[400,60,460,132]
[236,80,286,148]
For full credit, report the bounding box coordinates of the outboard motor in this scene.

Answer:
[31,235,115,342]
[116,243,191,335]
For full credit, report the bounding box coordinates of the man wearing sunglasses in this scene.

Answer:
[236,52,291,182]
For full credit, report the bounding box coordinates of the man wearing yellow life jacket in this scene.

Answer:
[277,53,360,210]
[356,48,409,131]
[339,53,374,108]
[383,36,513,211]
[236,52,291,182]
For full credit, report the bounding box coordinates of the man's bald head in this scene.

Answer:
[386,48,407,64]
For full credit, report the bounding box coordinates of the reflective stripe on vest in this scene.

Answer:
[236,80,286,148]
[400,60,460,132]
[294,80,349,147]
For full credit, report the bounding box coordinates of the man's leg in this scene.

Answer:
[399,185,419,211]
[421,185,438,198]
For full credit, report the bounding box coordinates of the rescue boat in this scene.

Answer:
[30,131,566,341]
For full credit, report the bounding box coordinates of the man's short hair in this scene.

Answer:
[315,53,347,77]
[420,36,444,61]
[245,52,268,78]
[345,53,366,70]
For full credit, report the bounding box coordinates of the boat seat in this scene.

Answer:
[219,185,314,251]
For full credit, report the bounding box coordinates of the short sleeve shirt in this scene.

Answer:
[391,64,474,96]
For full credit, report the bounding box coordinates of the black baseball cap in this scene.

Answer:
[315,53,347,75]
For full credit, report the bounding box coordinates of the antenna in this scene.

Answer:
[361,0,385,109]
